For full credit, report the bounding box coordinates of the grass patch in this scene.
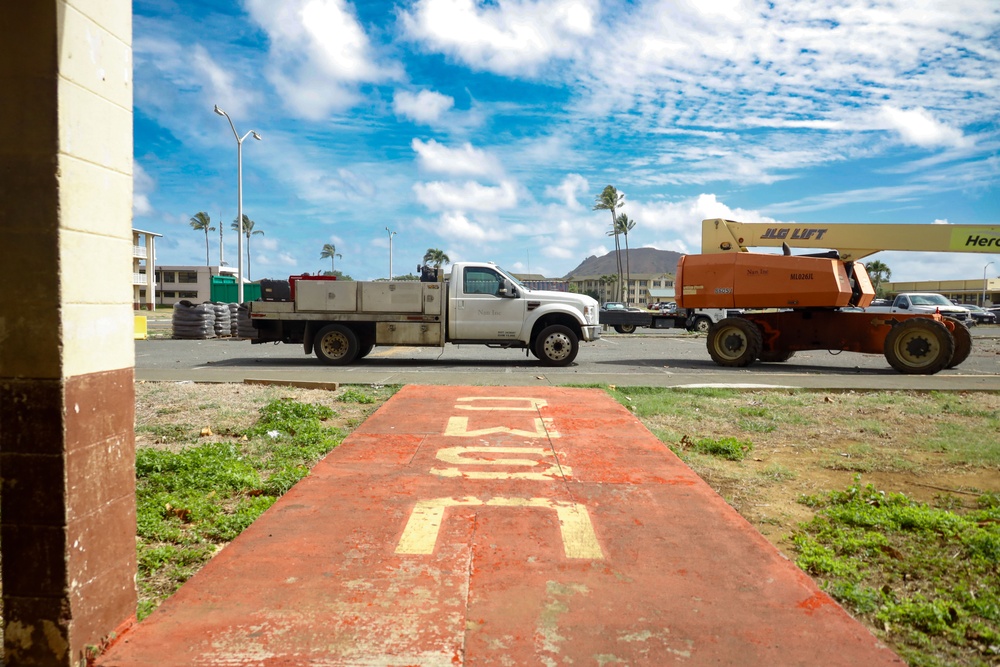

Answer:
[794,478,1000,666]
[135,397,344,619]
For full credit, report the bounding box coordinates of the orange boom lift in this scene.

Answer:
[675,219,1000,374]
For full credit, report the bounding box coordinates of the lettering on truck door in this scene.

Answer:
[454,266,526,340]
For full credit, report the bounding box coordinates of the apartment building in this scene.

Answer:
[132,228,161,310]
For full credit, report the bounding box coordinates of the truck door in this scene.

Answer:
[453,266,526,340]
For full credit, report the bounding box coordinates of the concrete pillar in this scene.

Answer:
[0,1,137,665]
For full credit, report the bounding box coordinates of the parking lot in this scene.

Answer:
[136,325,1000,391]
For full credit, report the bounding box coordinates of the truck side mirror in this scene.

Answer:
[499,280,517,298]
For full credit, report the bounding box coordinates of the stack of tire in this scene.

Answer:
[172,300,216,339]
[228,303,240,336]
[212,303,232,337]
[236,303,257,339]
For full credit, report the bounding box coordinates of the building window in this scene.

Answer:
[160,291,176,298]
[639,280,647,287]
[178,271,198,284]
[160,271,176,283]
[178,291,198,299]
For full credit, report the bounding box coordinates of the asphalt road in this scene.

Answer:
[135,326,1000,391]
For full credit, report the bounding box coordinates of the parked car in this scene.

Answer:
[961,304,997,325]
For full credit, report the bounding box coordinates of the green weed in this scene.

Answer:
[135,398,344,619]
[679,434,753,461]
[338,388,376,404]
[793,478,1000,666]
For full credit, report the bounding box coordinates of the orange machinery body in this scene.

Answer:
[673,252,963,358]
[675,252,875,310]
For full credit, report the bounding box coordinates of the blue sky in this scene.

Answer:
[133,0,1000,283]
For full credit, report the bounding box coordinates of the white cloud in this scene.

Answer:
[394,90,455,124]
[413,180,518,212]
[629,194,772,253]
[133,162,155,216]
[437,212,491,242]
[244,0,401,119]
[400,0,597,75]
[544,174,589,209]
[876,106,968,149]
[412,139,503,178]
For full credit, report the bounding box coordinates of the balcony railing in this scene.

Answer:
[133,273,147,285]
[133,245,147,258]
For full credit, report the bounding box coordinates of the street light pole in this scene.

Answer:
[984,261,995,306]
[214,105,261,303]
[386,227,397,280]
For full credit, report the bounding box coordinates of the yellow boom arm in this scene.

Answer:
[702,218,1000,260]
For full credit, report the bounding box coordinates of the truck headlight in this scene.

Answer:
[584,305,597,324]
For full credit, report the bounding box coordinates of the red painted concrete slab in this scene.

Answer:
[99,386,902,666]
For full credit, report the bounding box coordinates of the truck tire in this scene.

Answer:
[357,342,375,359]
[689,316,712,334]
[614,324,637,334]
[943,317,972,369]
[314,324,359,365]
[758,350,796,363]
[706,317,762,367]
[534,325,579,366]
[883,319,954,375]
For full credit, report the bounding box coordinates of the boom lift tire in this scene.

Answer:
[943,318,972,369]
[315,324,359,365]
[534,325,580,366]
[613,324,637,334]
[707,317,763,367]
[883,319,955,375]
[758,350,796,363]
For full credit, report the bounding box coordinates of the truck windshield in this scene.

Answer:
[910,294,952,306]
[495,267,527,290]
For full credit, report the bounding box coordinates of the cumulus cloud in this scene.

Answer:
[544,174,589,209]
[629,194,773,253]
[394,90,455,124]
[244,0,401,119]
[437,211,493,242]
[414,180,518,212]
[412,139,503,178]
[400,0,597,75]
[876,106,968,149]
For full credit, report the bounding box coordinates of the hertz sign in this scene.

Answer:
[955,228,1000,250]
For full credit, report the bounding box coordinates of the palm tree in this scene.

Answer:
[423,248,450,268]
[865,259,892,297]
[189,212,215,267]
[320,243,342,273]
[616,213,637,304]
[594,186,625,301]
[231,214,264,280]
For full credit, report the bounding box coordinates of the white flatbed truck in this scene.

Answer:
[249,262,601,366]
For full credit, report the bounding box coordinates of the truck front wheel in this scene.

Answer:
[315,324,359,365]
[706,317,762,367]
[534,325,579,366]
[883,319,954,375]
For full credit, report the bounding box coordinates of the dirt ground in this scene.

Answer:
[135,380,1000,563]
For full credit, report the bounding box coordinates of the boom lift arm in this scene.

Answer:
[702,218,1000,260]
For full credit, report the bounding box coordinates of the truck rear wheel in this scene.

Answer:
[883,319,954,375]
[315,324,359,365]
[706,317,762,367]
[614,324,637,334]
[689,316,712,334]
[534,325,579,366]
[943,317,972,369]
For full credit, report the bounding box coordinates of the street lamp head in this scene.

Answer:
[214,104,226,116]
[251,131,262,141]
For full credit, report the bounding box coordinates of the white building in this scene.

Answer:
[141,265,238,306]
